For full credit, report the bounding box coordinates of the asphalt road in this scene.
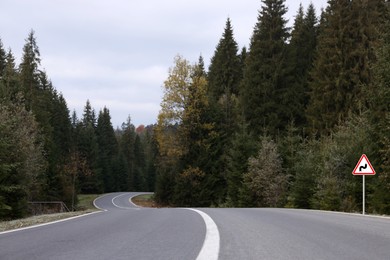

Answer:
[1,192,389,260]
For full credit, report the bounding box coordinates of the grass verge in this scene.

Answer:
[0,194,101,232]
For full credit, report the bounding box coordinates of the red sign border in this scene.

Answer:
[352,154,376,175]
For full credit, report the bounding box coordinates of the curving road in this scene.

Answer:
[1,192,389,259]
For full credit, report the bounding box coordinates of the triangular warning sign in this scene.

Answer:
[352,154,376,175]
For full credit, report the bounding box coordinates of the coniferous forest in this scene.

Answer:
[1,0,390,220]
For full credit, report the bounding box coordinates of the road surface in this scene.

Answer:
[1,192,389,259]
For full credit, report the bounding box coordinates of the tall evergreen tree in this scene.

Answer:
[83,100,96,127]
[155,55,217,205]
[0,100,45,219]
[225,121,258,206]
[133,134,146,190]
[19,30,41,111]
[0,39,6,77]
[96,107,119,192]
[76,119,101,193]
[306,0,387,135]
[119,116,136,191]
[208,18,241,100]
[143,126,158,192]
[0,49,19,99]
[240,0,289,136]
[369,13,390,214]
[207,19,244,204]
[286,3,318,129]
[208,18,242,135]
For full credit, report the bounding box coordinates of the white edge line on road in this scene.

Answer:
[0,211,101,235]
[283,208,390,220]
[111,193,140,210]
[93,194,110,211]
[129,192,154,208]
[187,208,220,260]
[129,193,141,208]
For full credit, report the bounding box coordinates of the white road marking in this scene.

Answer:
[93,193,110,211]
[129,193,141,208]
[112,193,140,210]
[0,211,100,235]
[187,208,220,260]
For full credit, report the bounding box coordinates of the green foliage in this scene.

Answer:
[288,138,319,209]
[290,115,375,212]
[118,116,136,191]
[242,138,288,207]
[240,0,290,136]
[0,38,6,76]
[173,167,206,206]
[208,18,241,100]
[369,16,390,214]
[155,55,218,206]
[2,0,390,216]
[96,107,119,192]
[0,100,45,219]
[225,122,258,206]
[285,3,318,128]
[306,0,386,135]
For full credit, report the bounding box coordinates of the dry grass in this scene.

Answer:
[131,194,159,208]
[0,194,100,232]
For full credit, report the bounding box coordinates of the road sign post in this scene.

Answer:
[363,175,365,215]
[352,154,375,215]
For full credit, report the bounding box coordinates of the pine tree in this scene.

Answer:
[0,100,45,219]
[96,107,119,192]
[0,49,20,100]
[119,116,136,190]
[133,134,146,190]
[240,0,289,136]
[306,0,387,135]
[143,126,158,191]
[286,3,318,128]
[19,30,41,111]
[76,120,101,193]
[225,121,258,206]
[0,38,6,77]
[208,18,241,100]
[83,100,96,127]
[369,14,390,214]
[155,55,216,205]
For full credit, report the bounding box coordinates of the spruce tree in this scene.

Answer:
[96,107,119,192]
[240,0,289,136]
[119,116,136,190]
[208,18,241,100]
[133,134,146,190]
[0,49,19,99]
[286,3,318,129]
[76,118,101,193]
[143,126,158,191]
[369,14,390,214]
[19,30,41,111]
[0,100,45,219]
[83,100,96,127]
[306,0,387,135]
[0,39,6,77]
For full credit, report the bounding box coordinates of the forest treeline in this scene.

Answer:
[154,0,390,214]
[0,32,157,219]
[1,0,389,220]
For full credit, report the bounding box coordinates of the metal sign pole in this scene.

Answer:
[363,175,365,215]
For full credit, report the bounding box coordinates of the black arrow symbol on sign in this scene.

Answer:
[359,164,368,171]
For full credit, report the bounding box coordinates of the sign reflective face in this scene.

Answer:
[352,154,376,175]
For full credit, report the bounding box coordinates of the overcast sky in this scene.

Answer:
[1,0,328,127]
